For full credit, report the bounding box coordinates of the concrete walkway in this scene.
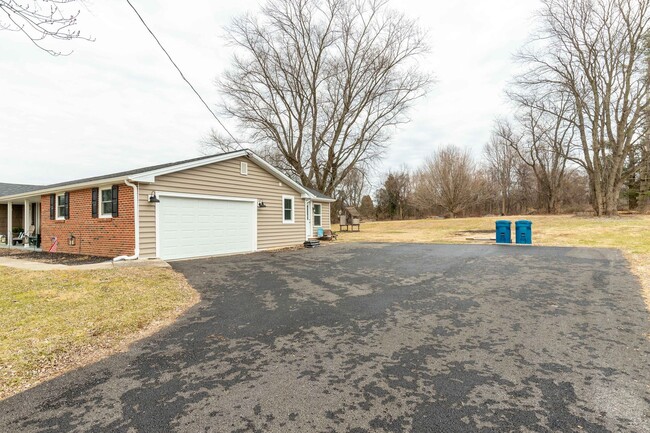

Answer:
[0,257,170,271]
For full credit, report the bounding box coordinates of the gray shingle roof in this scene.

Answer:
[0,182,45,197]
[44,149,248,191]
[305,187,334,200]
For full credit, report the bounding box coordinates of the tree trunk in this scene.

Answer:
[640,140,650,212]
[641,163,650,212]
[591,176,604,216]
[604,184,620,216]
[547,190,559,214]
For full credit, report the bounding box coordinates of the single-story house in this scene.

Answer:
[0,149,334,260]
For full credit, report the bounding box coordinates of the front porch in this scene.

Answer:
[0,198,42,250]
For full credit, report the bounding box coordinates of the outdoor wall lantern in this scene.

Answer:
[258,200,267,208]
[148,192,160,203]
[68,234,76,247]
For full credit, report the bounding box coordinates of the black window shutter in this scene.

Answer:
[49,194,55,220]
[91,188,98,218]
[111,185,119,217]
[64,192,70,219]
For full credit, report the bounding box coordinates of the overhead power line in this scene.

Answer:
[125,0,241,148]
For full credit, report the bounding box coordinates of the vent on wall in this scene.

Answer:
[240,162,248,175]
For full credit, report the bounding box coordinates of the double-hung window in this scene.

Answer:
[282,195,294,223]
[313,203,322,227]
[56,193,66,220]
[100,187,113,218]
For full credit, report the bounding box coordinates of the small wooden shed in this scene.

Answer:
[340,207,361,231]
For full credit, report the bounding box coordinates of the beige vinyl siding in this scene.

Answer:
[138,157,306,258]
[311,201,331,237]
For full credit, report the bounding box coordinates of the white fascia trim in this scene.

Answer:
[0,176,130,202]
[310,197,337,203]
[128,150,249,183]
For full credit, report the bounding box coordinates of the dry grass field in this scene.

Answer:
[0,267,199,399]
[337,214,650,308]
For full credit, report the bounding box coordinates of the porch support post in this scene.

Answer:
[24,200,29,245]
[36,203,40,235]
[7,202,12,247]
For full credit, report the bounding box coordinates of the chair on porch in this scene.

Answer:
[12,231,25,246]
[27,225,39,249]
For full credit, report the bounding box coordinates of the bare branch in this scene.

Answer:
[0,0,93,55]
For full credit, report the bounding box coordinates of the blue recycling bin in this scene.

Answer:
[515,220,532,244]
[495,220,512,244]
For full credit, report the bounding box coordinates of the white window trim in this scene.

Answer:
[240,161,248,176]
[282,195,295,224]
[99,186,113,218]
[313,203,323,227]
[55,193,66,220]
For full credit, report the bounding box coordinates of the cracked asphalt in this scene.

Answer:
[1,243,649,432]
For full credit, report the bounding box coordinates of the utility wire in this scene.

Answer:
[125,0,242,149]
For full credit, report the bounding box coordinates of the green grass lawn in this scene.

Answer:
[0,267,198,399]
[337,214,650,307]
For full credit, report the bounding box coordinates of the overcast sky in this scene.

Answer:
[0,0,540,186]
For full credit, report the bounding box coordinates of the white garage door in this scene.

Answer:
[158,195,255,260]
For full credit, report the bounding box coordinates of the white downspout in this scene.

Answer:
[113,180,140,262]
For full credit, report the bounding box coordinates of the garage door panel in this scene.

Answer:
[158,196,254,260]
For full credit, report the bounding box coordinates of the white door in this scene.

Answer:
[305,199,312,239]
[158,195,255,260]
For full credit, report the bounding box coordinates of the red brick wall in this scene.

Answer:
[0,204,6,237]
[40,186,135,258]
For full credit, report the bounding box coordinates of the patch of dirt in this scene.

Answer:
[0,249,109,265]
[460,229,495,234]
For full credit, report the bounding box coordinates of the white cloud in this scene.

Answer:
[0,0,540,185]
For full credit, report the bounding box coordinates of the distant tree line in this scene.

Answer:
[333,143,592,222]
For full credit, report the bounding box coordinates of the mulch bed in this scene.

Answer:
[0,249,109,265]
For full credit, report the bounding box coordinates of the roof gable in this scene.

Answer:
[0,149,334,202]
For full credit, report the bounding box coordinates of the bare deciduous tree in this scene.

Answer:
[216,0,431,196]
[484,122,518,215]
[413,145,478,218]
[0,0,91,55]
[336,167,367,208]
[515,0,650,216]
[497,94,576,214]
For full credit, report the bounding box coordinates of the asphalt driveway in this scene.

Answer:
[1,244,649,432]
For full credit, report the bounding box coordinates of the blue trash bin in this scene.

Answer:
[495,220,512,244]
[515,220,532,244]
